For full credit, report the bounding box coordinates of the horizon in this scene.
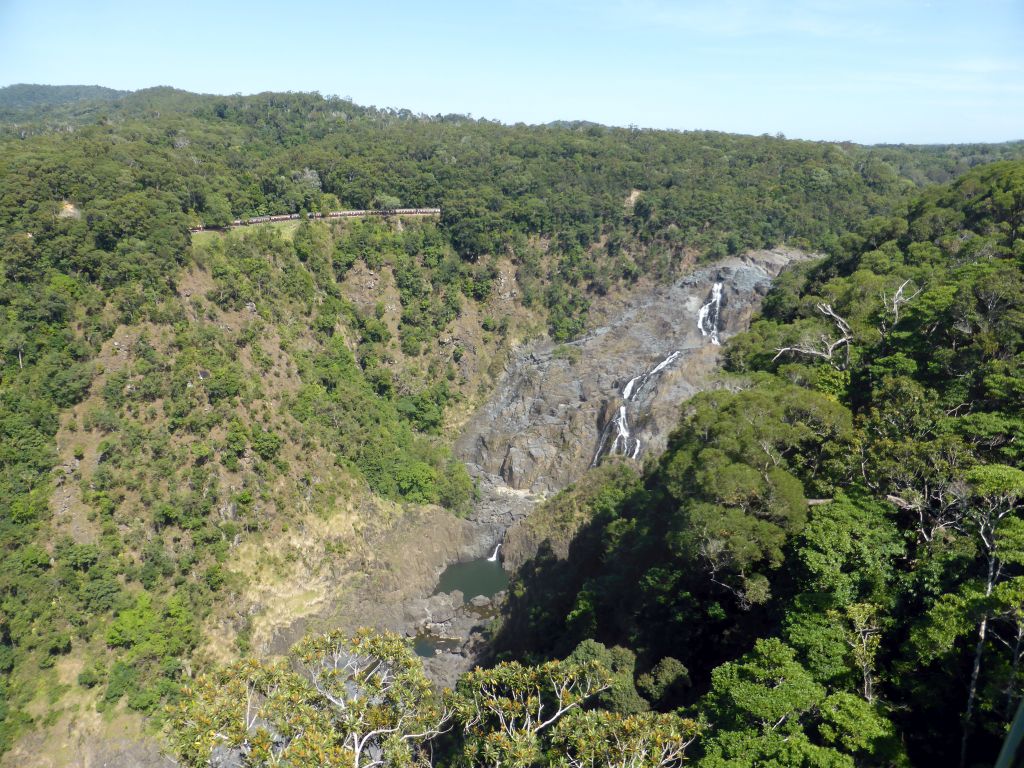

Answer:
[6,80,1024,149]
[1,0,1023,145]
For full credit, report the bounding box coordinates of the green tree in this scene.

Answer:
[698,639,905,767]
[454,659,610,767]
[550,710,700,768]
[913,465,1024,766]
[169,629,452,768]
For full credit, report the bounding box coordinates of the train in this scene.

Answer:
[188,207,441,233]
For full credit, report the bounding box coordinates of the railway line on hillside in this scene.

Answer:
[188,207,440,234]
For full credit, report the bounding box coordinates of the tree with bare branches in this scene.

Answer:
[454,659,611,767]
[168,629,453,768]
[293,629,454,768]
[772,303,854,369]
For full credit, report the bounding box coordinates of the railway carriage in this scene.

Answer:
[189,206,440,233]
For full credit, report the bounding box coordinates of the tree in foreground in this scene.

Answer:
[550,710,700,768]
[167,629,452,767]
[697,638,907,767]
[452,659,611,767]
[167,630,704,767]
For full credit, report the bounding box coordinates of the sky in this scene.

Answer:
[1,0,1022,144]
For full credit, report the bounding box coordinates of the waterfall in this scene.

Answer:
[611,405,630,453]
[592,351,681,466]
[697,282,723,345]
[624,351,681,403]
[487,543,501,562]
[591,416,619,467]
[644,350,682,383]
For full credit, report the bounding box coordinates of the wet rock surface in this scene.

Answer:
[455,248,804,496]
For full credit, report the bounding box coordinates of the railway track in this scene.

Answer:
[188,207,440,234]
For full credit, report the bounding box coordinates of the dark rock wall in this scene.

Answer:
[456,248,806,497]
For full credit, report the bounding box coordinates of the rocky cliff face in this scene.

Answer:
[456,248,805,499]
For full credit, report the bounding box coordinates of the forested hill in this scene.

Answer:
[0,84,1022,764]
[3,85,1023,335]
[495,160,1024,766]
[0,84,128,121]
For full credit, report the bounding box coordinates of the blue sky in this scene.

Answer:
[1,0,1021,144]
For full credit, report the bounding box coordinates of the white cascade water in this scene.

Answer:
[623,351,680,404]
[646,350,682,381]
[593,350,682,466]
[611,405,630,453]
[487,543,501,562]
[697,282,723,345]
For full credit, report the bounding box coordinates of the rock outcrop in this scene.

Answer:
[456,248,804,498]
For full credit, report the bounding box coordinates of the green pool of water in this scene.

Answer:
[433,556,509,603]
[413,635,463,658]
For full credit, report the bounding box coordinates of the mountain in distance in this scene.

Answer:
[0,83,127,114]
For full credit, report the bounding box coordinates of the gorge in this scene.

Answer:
[265,247,807,688]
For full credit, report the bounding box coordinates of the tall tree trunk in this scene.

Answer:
[1006,625,1024,718]
[961,555,997,768]
[962,614,990,768]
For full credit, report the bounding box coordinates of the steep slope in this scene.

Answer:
[458,248,802,498]
[236,247,808,697]
[0,217,522,765]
